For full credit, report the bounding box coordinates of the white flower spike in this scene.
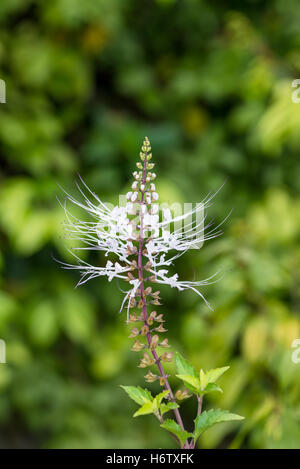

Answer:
[58,137,224,319]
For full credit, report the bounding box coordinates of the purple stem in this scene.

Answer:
[136,154,186,438]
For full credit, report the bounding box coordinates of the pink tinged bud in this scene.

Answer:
[150,334,159,349]
[138,352,155,368]
[126,191,132,200]
[160,352,173,362]
[128,327,140,338]
[145,371,157,383]
[152,298,161,305]
[155,314,164,322]
[159,338,170,348]
[152,192,159,201]
[131,340,145,352]
[146,176,150,182]
[150,183,155,191]
[141,325,149,335]
[175,389,191,400]
[148,311,157,321]
[128,314,137,322]
[140,183,145,192]
[132,181,138,190]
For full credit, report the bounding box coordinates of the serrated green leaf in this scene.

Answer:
[120,385,153,406]
[193,409,244,442]
[199,382,223,395]
[175,352,197,377]
[133,401,154,417]
[153,390,169,412]
[176,374,200,393]
[160,402,179,417]
[161,419,193,447]
[205,366,230,384]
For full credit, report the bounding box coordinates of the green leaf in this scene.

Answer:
[175,352,197,377]
[161,419,193,447]
[199,369,208,391]
[193,409,244,442]
[160,402,179,417]
[199,383,223,395]
[133,401,154,417]
[120,385,153,406]
[176,374,200,393]
[205,366,230,384]
[153,390,169,412]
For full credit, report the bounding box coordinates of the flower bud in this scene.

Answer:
[128,327,140,338]
[152,290,160,298]
[128,313,138,322]
[159,377,165,386]
[152,192,159,201]
[141,325,149,335]
[152,298,161,306]
[131,192,138,202]
[160,352,173,362]
[145,370,157,383]
[138,352,154,368]
[147,163,154,170]
[131,340,145,352]
[129,298,136,308]
[140,183,145,192]
[150,183,155,191]
[155,324,167,333]
[155,314,164,323]
[175,389,191,400]
[126,191,132,200]
[132,181,138,190]
[136,162,143,169]
[142,145,151,152]
[159,338,170,348]
[150,334,159,349]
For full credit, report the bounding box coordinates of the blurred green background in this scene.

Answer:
[0,0,300,449]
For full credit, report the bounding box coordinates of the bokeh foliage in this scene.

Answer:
[0,0,300,449]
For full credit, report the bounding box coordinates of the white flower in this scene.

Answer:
[131,192,138,202]
[58,145,225,320]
